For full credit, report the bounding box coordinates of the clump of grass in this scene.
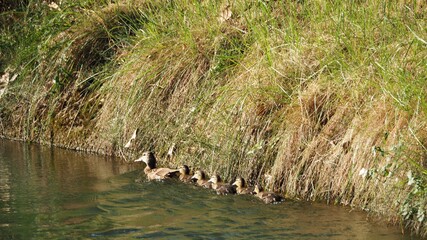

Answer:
[0,0,426,237]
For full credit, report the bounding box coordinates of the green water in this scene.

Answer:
[0,140,419,239]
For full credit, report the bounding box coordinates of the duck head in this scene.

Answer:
[179,165,190,175]
[134,151,157,169]
[191,170,206,181]
[232,177,246,188]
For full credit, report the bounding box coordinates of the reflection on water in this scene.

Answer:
[0,140,419,239]
[0,153,11,215]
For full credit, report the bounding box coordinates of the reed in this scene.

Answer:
[0,0,426,236]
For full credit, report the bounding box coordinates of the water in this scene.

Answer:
[0,140,419,239]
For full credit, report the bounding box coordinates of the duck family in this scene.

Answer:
[134,151,284,204]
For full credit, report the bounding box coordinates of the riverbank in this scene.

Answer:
[1,0,426,236]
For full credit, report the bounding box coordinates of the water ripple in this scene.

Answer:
[90,228,140,237]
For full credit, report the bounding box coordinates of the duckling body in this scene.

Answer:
[178,165,193,183]
[208,174,236,195]
[134,151,179,180]
[191,170,212,189]
[254,184,283,204]
[232,177,254,195]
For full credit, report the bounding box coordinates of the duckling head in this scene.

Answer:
[134,151,156,169]
[232,177,245,188]
[179,165,190,175]
[191,170,206,181]
[208,174,222,184]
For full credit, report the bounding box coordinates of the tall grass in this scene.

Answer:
[0,0,426,236]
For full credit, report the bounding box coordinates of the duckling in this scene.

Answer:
[191,170,212,189]
[178,165,192,183]
[208,174,236,195]
[254,183,283,204]
[134,151,179,180]
[232,177,254,195]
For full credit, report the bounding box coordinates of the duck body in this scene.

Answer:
[238,187,254,195]
[254,184,283,204]
[209,174,236,195]
[144,167,179,180]
[216,185,236,195]
[256,192,283,204]
[134,151,179,180]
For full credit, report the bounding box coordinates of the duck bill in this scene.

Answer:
[134,155,149,164]
[232,181,237,186]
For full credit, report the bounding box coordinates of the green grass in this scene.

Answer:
[0,0,426,236]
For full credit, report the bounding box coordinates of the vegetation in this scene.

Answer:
[0,0,426,236]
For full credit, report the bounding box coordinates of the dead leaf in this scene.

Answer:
[219,5,232,23]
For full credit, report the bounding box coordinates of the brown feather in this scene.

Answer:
[145,167,179,180]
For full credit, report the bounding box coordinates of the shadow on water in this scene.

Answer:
[0,140,420,239]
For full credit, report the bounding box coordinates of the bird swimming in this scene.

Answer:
[134,151,179,180]
[254,183,283,204]
[232,177,254,195]
[178,165,193,183]
[191,170,212,189]
[208,174,236,195]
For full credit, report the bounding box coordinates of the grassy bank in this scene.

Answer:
[1,0,426,236]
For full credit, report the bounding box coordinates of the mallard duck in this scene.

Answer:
[254,183,283,204]
[208,174,236,195]
[178,165,192,183]
[191,170,212,188]
[232,177,254,195]
[134,151,179,180]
